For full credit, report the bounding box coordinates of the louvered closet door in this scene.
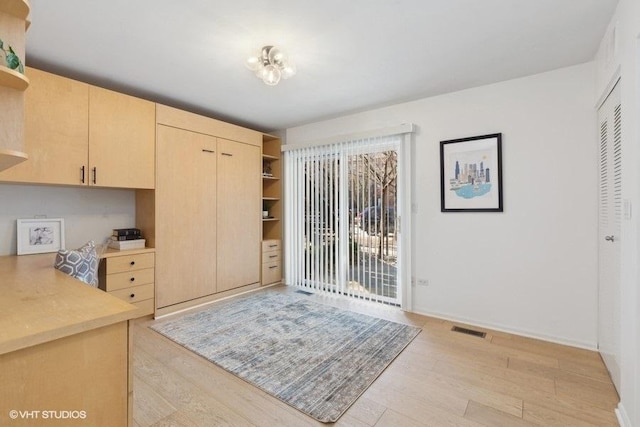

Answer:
[597,80,621,392]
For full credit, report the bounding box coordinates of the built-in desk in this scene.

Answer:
[0,254,138,426]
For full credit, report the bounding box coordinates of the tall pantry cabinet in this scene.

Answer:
[217,138,261,292]
[155,125,217,308]
[148,105,263,314]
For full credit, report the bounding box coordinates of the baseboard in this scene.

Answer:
[411,307,597,351]
[616,402,632,427]
[154,282,282,319]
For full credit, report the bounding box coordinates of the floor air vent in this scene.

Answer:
[451,326,486,338]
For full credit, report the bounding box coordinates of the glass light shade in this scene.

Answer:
[281,62,297,79]
[267,47,285,66]
[262,64,281,86]
[245,56,261,71]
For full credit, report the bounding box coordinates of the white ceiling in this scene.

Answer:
[26,0,618,132]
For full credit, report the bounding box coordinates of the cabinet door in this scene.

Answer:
[89,86,155,189]
[156,125,217,308]
[217,138,261,291]
[0,68,89,185]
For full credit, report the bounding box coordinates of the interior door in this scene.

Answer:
[597,80,621,392]
[156,125,217,308]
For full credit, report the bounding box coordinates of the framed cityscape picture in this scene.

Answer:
[440,133,503,212]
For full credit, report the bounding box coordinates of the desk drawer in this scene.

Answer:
[262,261,281,285]
[104,268,154,291]
[262,240,281,252]
[106,253,155,274]
[132,298,155,317]
[262,250,281,264]
[109,283,154,304]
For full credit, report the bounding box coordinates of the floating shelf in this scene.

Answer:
[0,0,30,20]
[262,197,280,201]
[0,148,27,171]
[262,154,279,161]
[262,175,280,180]
[262,218,280,222]
[0,67,29,91]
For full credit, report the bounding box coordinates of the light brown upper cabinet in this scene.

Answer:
[89,86,155,189]
[0,68,156,189]
[0,68,89,185]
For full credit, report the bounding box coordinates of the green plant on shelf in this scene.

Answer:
[0,38,24,74]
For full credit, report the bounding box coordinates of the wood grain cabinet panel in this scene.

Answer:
[155,125,217,308]
[99,251,155,317]
[89,86,155,189]
[217,138,261,292]
[0,68,156,189]
[0,68,89,184]
[0,322,130,427]
[261,239,282,285]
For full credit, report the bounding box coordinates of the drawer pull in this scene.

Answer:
[269,244,277,248]
[130,277,135,282]
[269,255,278,258]
[130,293,135,298]
[130,261,136,266]
[269,266,278,270]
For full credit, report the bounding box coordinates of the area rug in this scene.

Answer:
[150,291,421,423]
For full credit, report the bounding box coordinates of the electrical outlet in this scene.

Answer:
[417,278,429,287]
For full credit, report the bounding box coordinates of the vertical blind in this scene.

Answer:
[284,134,402,305]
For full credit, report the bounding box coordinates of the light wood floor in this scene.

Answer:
[133,286,619,426]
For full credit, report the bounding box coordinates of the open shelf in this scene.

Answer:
[0,0,30,20]
[262,175,280,180]
[262,153,279,161]
[0,67,29,91]
[263,197,280,201]
[0,148,27,171]
[262,217,280,222]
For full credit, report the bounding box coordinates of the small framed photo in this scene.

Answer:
[440,133,503,212]
[17,218,66,255]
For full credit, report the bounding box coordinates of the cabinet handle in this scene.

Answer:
[92,167,97,184]
[269,244,278,248]
[221,152,233,157]
[202,149,215,153]
[80,166,85,184]
[269,266,278,269]
[269,255,277,258]
[130,277,135,282]
[130,261,135,266]
[130,293,135,298]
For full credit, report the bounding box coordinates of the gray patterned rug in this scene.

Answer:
[151,291,421,423]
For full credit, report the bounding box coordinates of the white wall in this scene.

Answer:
[595,0,640,425]
[286,62,598,348]
[0,184,136,255]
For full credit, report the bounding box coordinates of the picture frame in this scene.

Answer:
[16,218,66,255]
[440,133,503,212]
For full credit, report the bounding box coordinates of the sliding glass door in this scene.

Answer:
[285,134,405,306]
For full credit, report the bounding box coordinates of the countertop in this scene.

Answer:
[0,253,138,355]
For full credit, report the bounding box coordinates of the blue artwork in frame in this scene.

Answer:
[440,133,503,212]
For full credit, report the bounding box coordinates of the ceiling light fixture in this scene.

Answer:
[245,45,296,86]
